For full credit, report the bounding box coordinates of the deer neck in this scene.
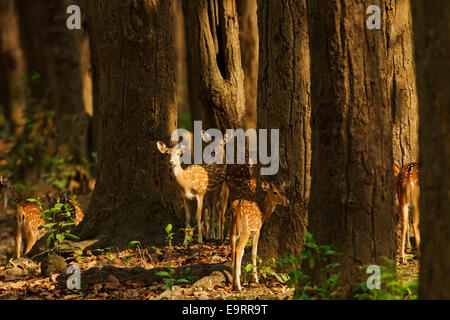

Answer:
[260,195,277,223]
[171,164,186,187]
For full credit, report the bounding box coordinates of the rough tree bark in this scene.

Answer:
[256,0,311,261]
[388,0,419,166]
[183,0,246,131]
[77,0,182,248]
[237,0,259,129]
[307,0,396,296]
[0,0,25,134]
[412,0,450,300]
[386,0,419,258]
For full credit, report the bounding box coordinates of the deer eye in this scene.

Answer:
[273,191,278,195]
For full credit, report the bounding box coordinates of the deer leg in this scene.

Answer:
[14,223,22,259]
[252,231,260,284]
[412,209,420,257]
[400,203,409,263]
[234,228,249,291]
[196,194,204,244]
[182,197,192,246]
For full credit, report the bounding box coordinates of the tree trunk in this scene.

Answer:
[386,0,419,259]
[15,0,89,162]
[256,0,311,261]
[183,0,246,130]
[77,0,181,248]
[0,0,26,135]
[307,0,396,296]
[388,0,419,166]
[412,0,450,299]
[237,0,259,129]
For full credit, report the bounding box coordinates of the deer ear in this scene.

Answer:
[156,141,168,154]
[261,181,270,191]
[281,180,291,189]
[201,130,212,143]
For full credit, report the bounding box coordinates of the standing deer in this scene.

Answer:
[157,142,209,244]
[230,180,291,291]
[14,194,84,259]
[394,162,420,263]
[200,130,232,241]
[157,131,231,244]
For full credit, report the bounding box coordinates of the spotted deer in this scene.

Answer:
[157,142,209,244]
[14,195,84,259]
[0,176,19,217]
[200,130,232,241]
[394,162,420,262]
[230,180,291,291]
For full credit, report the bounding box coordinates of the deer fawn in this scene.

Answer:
[157,142,209,244]
[14,195,84,259]
[230,180,291,291]
[0,176,19,217]
[394,162,420,263]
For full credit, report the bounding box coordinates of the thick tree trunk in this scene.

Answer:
[412,0,450,300]
[237,0,259,129]
[183,0,246,131]
[386,0,419,258]
[388,0,419,166]
[307,0,396,296]
[77,0,181,248]
[0,0,25,134]
[256,0,311,261]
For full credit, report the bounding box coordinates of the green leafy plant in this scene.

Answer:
[277,231,341,300]
[179,224,195,248]
[156,264,190,291]
[28,195,80,254]
[165,224,174,248]
[128,240,146,263]
[353,257,418,300]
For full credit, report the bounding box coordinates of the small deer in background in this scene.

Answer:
[394,162,420,263]
[0,176,19,217]
[230,180,291,291]
[14,193,84,259]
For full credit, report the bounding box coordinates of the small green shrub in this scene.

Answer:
[28,195,80,254]
[353,257,418,300]
[277,231,341,300]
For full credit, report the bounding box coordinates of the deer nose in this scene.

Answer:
[169,160,174,167]
[285,199,290,206]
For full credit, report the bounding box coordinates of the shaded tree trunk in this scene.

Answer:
[386,0,419,258]
[77,0,181,248]
[15,0,89,162]
[237,0,259,129]
[257,0,311,261]
[388,0,419,166]
[183,0,246,131]
[412,0,450,300]
[307,0,396,296]
[0,0,25,135]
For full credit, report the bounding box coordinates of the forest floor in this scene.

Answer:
[0,205,419,300]
[0,206,294,300]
